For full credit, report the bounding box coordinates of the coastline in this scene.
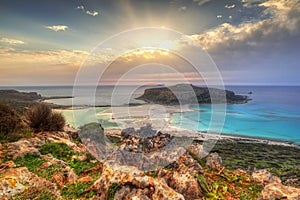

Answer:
[55,104,300,148]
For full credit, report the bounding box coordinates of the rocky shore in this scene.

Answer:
[1,124,299,199]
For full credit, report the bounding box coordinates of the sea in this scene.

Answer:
[1,85,299,145]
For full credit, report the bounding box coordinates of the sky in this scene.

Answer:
[0,0,299,86]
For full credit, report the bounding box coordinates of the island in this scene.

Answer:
[136,84,249,105]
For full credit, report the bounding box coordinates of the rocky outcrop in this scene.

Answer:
[158,154,203,199]
[136,84,249,105]
[0,164,61,199]
[205,152,223,170]
[89,162,185,200]
[259,182,300,200]
[120,125,172,153]
[7,137,44,160]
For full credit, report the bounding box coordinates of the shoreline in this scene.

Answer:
[55,104,300,148]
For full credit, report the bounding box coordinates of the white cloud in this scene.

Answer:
[193,0,211,6]
[86,10,99,16]
[45,25,68,31]
[0,37,25,45]
[225,4,236,9]
[217,15,222,19]
[179,6,187,12]
[76,5,85,11]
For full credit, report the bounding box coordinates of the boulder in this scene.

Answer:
[206,152,223,170]
[188,143,208,160]
[259,182,300,200]
[252,169,281,186]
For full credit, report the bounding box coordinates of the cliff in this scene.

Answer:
[136,84,249,105]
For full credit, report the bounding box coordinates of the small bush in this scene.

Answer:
[0,103,20,141]
[25,103,65,131]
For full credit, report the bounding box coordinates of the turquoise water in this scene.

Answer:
[1,85,299,144]
[172,86,300,144]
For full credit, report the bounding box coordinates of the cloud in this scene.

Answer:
[225,4,236,9]
[190,0,300,51]
[45,25,68,31]
[216,15,222,19]
[193,0,211,6]
[0,37,25,45]
[76,5,85,11]
[86,10,99,16]
[179,6,187,12]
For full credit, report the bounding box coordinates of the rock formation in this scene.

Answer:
[136,84,249,105]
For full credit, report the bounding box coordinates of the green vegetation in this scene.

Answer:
[107,183,122,200]
[61,181,96,199]
[69,158,99,175]
[25,103,65,132]
[39,142,75,162]
[195,167,263,199]
[208,140,300,187]
[15,154,46,174]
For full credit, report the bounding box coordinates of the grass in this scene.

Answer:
[39,142,75,162]
[194,162,263,199]
[69,158,100,175]
[14,154,46,174]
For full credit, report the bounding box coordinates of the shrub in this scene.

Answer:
[0,103,20,137]
[25,103,65,131]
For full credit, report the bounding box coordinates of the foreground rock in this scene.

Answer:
[89,162,185,200]
[137,84,249,105]
[252,169,300,199]
[0,164,60,199]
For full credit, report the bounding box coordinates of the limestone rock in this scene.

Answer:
[206,152,223,170]
[158,167,201,199]
[0,167,60,199]
[259,182,300,200]
[89,162,184,200]
[252,169,281,186]
[188,143,208,160]
[6,137,44,160]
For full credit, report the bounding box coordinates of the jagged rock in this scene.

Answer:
[259,182,300,200]
[158,167,201,199]
[0,161,16,170]
[206,152,223,170]
[6,137,44,160]
[252,169,281,186]
[0,143,3,159]
[89,162,184,200]
[0,167,60,199]
[188,143,208,160]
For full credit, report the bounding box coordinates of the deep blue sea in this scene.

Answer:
[1,85,299,144]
